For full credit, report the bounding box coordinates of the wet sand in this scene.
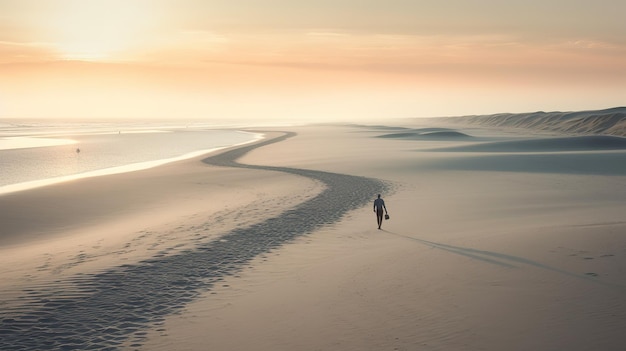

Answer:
[2,124,626,351]
[0,130,386,350]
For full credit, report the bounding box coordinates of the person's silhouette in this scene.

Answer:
[373,194,388,229]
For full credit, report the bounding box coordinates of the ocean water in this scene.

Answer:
[0,121,261,194]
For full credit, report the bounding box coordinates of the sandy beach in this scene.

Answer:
[1,123,626,350]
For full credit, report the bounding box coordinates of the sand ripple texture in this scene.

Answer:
[0,132,389,351]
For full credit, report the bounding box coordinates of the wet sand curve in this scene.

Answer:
[0,132,389,350]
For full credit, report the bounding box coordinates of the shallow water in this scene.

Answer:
[0,122,259,194]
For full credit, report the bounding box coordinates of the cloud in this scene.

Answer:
[0,40,58,63]
[560,39,625,51]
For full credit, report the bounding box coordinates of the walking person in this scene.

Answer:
[373,194,388,229]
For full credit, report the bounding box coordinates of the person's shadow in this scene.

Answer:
[382,230,623,290]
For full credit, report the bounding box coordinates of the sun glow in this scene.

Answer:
[49,1,159,61]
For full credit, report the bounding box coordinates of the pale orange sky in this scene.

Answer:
[1,0,625,122]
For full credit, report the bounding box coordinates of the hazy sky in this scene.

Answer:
[1,0,624,121]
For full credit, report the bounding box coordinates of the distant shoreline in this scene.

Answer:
[0,129,262,195]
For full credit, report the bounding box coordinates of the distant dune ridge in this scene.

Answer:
[376,128,472,140]
[439,107,626,137]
